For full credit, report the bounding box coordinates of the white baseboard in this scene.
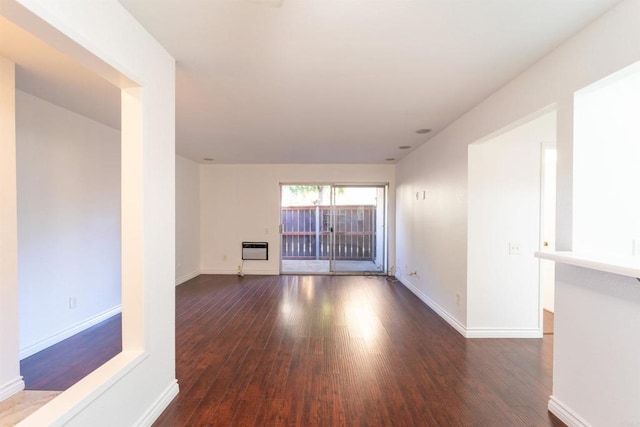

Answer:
[0,377,25,402]
[548,395,591,427]
[465,328,542,338]
[134,379,179,427]
[200,269,279,276]
[200,269,233,274]
[20,305,122,360]
[397,275,543,339]
[176,271,199,286]
[397,275,467,336]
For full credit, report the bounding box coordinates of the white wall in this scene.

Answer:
[3,0,177,425]
[573,64,640,256]
[0,56,23,401]
[175,155,200,285]
[395,0,640,335]
[552,264,640,426]
[395,127,469,330]
[16,90,121,358]
[201,164,394,275]
[467,111,555,337]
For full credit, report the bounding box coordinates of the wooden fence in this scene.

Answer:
[281,205,376,260]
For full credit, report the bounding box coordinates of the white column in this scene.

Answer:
[0,56,24,401]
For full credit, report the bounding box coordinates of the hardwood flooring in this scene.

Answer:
[17,274,561,426]
[20,313,122,391]
[543,309,554,335]
[154,275,563,426]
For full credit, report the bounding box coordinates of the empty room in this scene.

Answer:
[1,0,640,426]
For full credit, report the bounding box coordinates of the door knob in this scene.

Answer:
[543,241,549,247]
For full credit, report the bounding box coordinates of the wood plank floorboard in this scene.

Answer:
[155,274,564,426]
[20,314,122,391]
[17,274,563,426]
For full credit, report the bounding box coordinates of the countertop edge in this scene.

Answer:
[535,251,640,279]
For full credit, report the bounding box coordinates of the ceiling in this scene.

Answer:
[118,0,620,164]
[3,1,622,164]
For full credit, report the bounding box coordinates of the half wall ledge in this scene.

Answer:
[535,250,640,279]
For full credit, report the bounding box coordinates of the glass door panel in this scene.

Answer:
[331,185,387,274]
[280,185,332,274]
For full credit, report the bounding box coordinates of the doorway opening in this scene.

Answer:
[280,184,388,275]
[467,109,556,337]
[540,144,557,334]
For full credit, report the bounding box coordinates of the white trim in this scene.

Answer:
[0,377,25,402]
[200,269,279,276]
[548,395,592,427]
[397,276,467,336]
[465,328,542,338]
[17,351,148,426]
[176,271,199,286]
[200,269,234,274]
[20,305,122,360]
[398,276,543,339]
[134,380,179,427]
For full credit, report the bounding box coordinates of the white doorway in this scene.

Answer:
[467,110,556,337]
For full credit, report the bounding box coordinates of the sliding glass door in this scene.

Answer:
[280,184,387,275]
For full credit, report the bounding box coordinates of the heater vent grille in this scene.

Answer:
[242,242,268,260]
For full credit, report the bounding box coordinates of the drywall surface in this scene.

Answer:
[395,132,469,331]
[200,163,395,275]
[0,56,23,401]
[176,156,201,285]
[3,0,177,425]
[16,90,121,358]
[395,0,640,333]
[552,264,640,426]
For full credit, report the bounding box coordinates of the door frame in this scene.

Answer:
[538,142,557,332]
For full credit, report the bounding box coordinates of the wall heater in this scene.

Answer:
[242,242,268,260]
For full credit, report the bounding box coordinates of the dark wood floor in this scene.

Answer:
[155,274,563,426]
[20,274,562,426]
[543,309,554,335]
[20,313,122,390]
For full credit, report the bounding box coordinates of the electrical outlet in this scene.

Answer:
[509,242,521,255]
[455,293,460,306]
[223,255,227,261]
[68,297,77,309]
